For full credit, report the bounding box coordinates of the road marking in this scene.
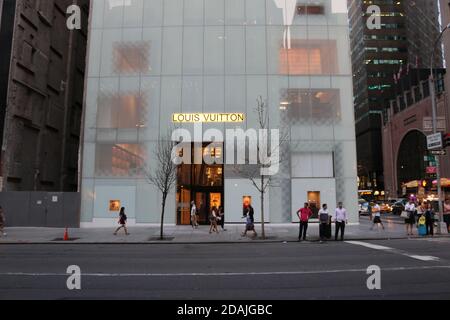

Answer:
[345,241,392,250]
[404,255,440,262]
[346,241,441,262]
[1,266,450,278]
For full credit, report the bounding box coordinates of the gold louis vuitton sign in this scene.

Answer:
[172,113,245,123]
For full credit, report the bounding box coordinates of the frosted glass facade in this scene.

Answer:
[81,0,358,226]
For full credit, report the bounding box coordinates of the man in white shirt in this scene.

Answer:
[334,202,348,241]
[319,204,330,242]
[404,199,416,236]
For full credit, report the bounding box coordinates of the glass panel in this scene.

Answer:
[113,41,151,74]
[95,144,146,177]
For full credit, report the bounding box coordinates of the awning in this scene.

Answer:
[403,180,420,188]
[432,178,450,187]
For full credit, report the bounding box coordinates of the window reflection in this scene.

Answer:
[113,41,150,74]
[95,144,145,177]
[280,89,341,124]
[280,40,338,75]
[97,92,146,129]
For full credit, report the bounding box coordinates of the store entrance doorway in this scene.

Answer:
[176,143,224,225]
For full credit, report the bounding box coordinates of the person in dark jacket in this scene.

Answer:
[424,202,435,236]
[114,207,129,236]
[218,206,226,231]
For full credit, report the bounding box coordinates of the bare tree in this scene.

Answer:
[235,96,289,239]
[145,130,178,240]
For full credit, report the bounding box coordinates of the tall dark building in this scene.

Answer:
[348,0,441,194]
[0,0,89,191]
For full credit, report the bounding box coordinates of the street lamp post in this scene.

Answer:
[429,23,450,234]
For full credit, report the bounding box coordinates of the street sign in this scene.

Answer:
[426,167,437,174]
[427,133,443,150]
[430,150,447,156]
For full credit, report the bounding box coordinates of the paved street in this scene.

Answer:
[1,238,450,300]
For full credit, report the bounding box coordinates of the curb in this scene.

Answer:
[1,235,449,245]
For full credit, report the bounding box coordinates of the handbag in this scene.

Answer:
[400,211,409,219]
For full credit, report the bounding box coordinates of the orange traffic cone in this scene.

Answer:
[63,228,69,241]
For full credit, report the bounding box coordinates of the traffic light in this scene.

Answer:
[445,133,450,148]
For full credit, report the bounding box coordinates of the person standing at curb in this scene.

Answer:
[404,199,416,236]
[370,203,385,231]
[0,206,7,237]
[190,201,198,229]
[319,204,330,243]
[333,202,348,241]
[424,202,435,236]
[114,207,130,236]
[444,199,450,234]
[297,203,313,242]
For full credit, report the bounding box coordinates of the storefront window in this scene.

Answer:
[97,92,146,129]
[279,40,338,75]
[113,41,150,74]
[95,144,146,177]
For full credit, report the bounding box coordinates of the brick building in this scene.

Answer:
[0,0,89,191]
[382,69,450,198]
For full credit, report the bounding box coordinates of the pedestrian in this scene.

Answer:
[242,212,257,238]
[114,207,129,236]
[416,202,425,220]
[370,203,385,231]
[333,202,348,241]
[209,206,219,234]
[218,206,226,231]
[190,201,199,229]
[424,202,435,236]
[297,203,313,241]
[248,205,255,224]
[404,199,416,236]
[444,199,450,234]
[0,206,7,237]
[319,204,330,242]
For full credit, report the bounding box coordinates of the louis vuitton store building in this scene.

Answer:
[80,0,359,227]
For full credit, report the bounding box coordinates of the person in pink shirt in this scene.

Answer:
[297,203,313,241]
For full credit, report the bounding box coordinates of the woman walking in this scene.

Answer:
[218,206,226,231]
[404,199,416,236]
[370,203,385,231]
[209,206,219,234]
[114,207,130,236]
[242,212,257,237]
[190,201,199,229]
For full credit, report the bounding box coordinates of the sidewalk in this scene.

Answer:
[1,218,448,244]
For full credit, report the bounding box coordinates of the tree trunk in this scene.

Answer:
[261,175,266,239]
[160,193,166,240]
